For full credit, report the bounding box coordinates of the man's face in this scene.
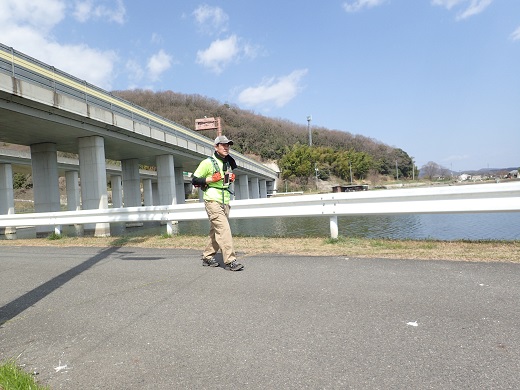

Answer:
[215,143,230,157]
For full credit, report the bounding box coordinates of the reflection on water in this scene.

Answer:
[6,213,520,241]
[179,213,520,241]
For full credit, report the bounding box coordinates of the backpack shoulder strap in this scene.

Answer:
[208,156,223,173]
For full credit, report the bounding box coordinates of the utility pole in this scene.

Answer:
[315,163,319,190]
[307,115,312,146]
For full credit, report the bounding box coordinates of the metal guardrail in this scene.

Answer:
[2,182,519,238]
[0,43,204,143]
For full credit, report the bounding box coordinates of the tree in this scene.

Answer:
[279,144,314,180]
[13,173,32,189]
[421,161,442,180]
[349,150,373,179]
[112,89,415,177]
[331,154,352,181]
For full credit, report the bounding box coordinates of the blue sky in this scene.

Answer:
[1,0,519,172]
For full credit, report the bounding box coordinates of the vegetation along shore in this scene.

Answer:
[1,234,519,263]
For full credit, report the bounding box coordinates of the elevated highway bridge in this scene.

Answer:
[0,43,278,236]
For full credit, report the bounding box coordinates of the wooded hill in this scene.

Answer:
[113,89,414,182]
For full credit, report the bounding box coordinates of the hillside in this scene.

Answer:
[112,89,413,179]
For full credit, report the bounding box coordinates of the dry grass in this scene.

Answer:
[1,234,519,263]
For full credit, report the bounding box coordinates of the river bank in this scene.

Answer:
[1,234,519,263]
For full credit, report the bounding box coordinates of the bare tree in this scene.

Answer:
[421,161,442,180]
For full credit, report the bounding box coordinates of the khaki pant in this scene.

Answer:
[203,201,236,264]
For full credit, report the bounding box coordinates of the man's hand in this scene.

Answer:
[229,173,236,182]
[210,172,222,182]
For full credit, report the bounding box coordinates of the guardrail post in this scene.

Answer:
[329,216,338,239]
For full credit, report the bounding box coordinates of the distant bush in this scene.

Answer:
[12,173,32,189]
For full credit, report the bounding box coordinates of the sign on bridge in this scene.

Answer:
[195,117,221,135]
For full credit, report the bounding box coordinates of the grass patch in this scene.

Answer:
[0,234,519,263]
[369,240,405,250]
[110,236,133,246]
[46,232,63,240]
[324,235,347,245]
[0,359,50,390]
[418,241,438,250]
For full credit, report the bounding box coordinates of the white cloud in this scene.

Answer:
[192,5,261,74]
[510,26,520,41]
[193,4,229,35]
[243,42,262,60]
[146,50,173,82]
[0,0,66,33]
[343,0,387,13]
[151,33,163,45]
[0,0,119,89]
[196,35,261,74]
[73,1,92,22]
[125,59,144,84]
[456,0,493,19]
[238,69,308,109]
[431,0,494,20]
[196,35,240,74]
[444,154,470,162]
[73,0,126,24]
[431,0,461,8]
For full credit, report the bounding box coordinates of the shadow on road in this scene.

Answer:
[0,246,120,326]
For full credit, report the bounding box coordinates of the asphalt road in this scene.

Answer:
[1,246,519,389]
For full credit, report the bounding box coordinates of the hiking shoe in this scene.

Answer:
[225,260,244,271]
[202,257,219,267]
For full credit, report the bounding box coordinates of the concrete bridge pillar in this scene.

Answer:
[266,180,275,196]
[259,179,267,198]
[142,179,153,206]
[156,154,177,205]
[250,177,260,199]
[65,171,81,211]
[232,177,240,200]
[65,170,83,236]
[31,143,60,237]
[108,174,124,234]
[122,158,141,207]
[175,167,185,204]
[152,182,159,206]
[110,175,123,208]
[236,174,249,200]
[0,163,15,235]
[78,136,109,236]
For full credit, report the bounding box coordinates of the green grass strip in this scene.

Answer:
[0,360,50,390]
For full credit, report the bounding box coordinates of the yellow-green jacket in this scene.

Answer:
[192,153,233,204]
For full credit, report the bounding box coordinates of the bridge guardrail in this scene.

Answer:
[2,182,519,239]
[0,42,277,179]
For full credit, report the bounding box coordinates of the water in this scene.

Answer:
[176,212,520,241]
[8,213,520,241]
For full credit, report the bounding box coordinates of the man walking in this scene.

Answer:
[191,135,244,271]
